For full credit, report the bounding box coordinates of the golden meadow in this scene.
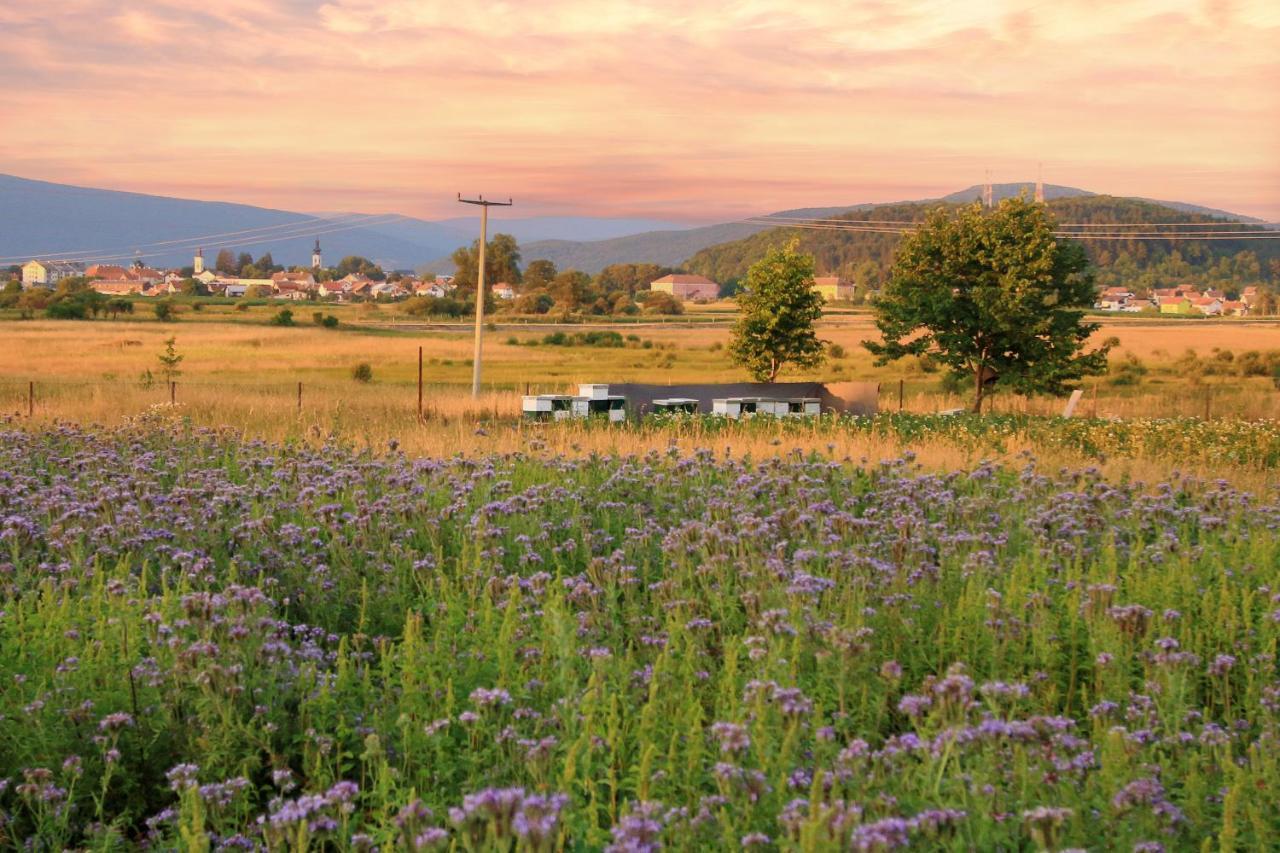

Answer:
[2,305,1280,483]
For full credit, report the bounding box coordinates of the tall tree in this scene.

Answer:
[215,249,237,275]
[549,270,592,310]
[334,256,385,280]
[524,259,558,291]
[450,234,522,293]
[236,252,254,274]
[865,198,1110,412]
[728,241,826,382]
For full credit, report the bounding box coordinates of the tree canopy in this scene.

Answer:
[865,198,1110,412]
[451,233,522,293]
[728,241,826,382]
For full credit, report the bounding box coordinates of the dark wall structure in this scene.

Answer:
[605,382,879,416]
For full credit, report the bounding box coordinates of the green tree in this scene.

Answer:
[728,241,826,382]
[550,270,592,310]
[154,301,176,321]
[865,198,1110,413]
[106,298,134,319]
[1,279,23,308]
[157,337,183,381]
[450,234,522,293]
[524,259,558,291]
[215,249,237,274]
[595,263,669,297]
[236,252,254,274]
[334,256,386,281]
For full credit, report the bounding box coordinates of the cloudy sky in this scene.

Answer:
[2,0,1277,221]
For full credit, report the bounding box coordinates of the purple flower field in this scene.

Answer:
[1,424,1278,850]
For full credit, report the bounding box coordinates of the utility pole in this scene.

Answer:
[457,193,513,397]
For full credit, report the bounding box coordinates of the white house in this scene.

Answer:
[493,282,516,300]
[22,259,83,288]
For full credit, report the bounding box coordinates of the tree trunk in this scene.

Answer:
[972,366,984,414]
[768,359,780,383]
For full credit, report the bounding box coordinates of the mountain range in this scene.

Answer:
[0,173,1258,276]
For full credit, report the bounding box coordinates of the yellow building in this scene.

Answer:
[813,276,854,301]
[21,259,83,288]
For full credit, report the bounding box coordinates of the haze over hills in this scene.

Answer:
[0,174,696,272]
[462,184,1261,275]
[3,173,1262,277]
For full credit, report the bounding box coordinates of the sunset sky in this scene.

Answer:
[2,0,1277,222]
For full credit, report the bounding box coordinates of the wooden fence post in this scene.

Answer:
[170,381,176,406]
[417,346,423,423]
[297,381,303,413]
[28,380,34,418]
[898,379,904,412]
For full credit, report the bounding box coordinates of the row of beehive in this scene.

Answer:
[522,385,821,421]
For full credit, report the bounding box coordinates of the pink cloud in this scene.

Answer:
[0,0,1275,220]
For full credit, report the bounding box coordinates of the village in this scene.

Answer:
[16,247,1261,316]
[1095,284,1256,316]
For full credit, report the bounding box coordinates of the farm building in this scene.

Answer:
[812,276,854,301]
[1159,296,1193,315]
[649,274,719,301]
[22,259,83,288]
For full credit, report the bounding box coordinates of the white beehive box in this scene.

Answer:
[788,398,822,416]
[756,399,789,417]
[570,397,592,418]
[714,398,761,419]
[524,394,576,421]
[605,396,627,422]
[578,384,611,400]
[713,398,740,418]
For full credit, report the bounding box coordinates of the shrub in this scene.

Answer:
[351,363,373,382]
[1237,351,1269,377]
[270,309,295,327]
[321,315,339,329]
[1107,353,1148,386]
[154,301,175,321]
[828,342,847,359]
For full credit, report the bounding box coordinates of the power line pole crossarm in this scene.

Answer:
[457,193,513,398]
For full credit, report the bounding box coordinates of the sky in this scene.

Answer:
[1,0,1278,222]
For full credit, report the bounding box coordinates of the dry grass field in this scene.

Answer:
[2,309,1279,484]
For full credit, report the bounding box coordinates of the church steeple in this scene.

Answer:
[311,239,322,270]
[193,247,204,275]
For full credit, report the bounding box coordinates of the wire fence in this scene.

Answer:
[3,373,1278,425]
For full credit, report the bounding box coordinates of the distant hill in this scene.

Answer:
[0,174,694,271]
[433,183,1258,276]
[0,174,470,270]
[684,195,1279,291]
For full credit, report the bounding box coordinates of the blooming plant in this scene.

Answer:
[0,424,1278,848]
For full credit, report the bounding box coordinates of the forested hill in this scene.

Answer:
[684,196,1280,293]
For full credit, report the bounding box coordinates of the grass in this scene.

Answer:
[1,423,1278,849]
[3,314,1280,483]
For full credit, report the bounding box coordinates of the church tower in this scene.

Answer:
[312,240,323,270]
[194,248,204,275]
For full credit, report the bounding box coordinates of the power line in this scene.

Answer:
[742,218,1280,240]
[0,213,403,264]
[750,214,1280,229]
[3,215,407,266]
